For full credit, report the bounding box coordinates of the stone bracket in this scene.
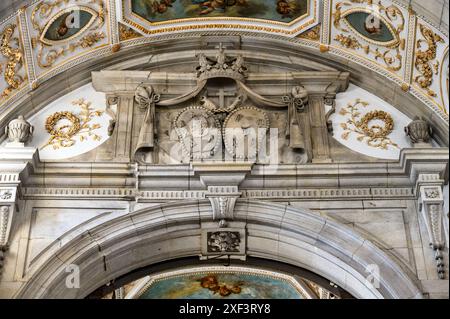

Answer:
[206,186,241,225]
[416,173,446,279]
[192,162,252,227]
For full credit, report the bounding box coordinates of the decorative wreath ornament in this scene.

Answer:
[358,110,394,139]
[339,99,398,150]
[41,98,103,150]
[45,111,81,143]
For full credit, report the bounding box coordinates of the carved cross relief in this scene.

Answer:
[92,47,349,165]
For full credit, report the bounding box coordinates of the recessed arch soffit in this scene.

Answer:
[0,0,448,127]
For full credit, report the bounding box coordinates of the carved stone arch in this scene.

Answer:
[16,200,423,299]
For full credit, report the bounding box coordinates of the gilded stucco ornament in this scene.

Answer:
[333,0,405,72]
[0,24,25,99]
[41,98,103,150]
[118,23,142,41]
[414,24,445,97]
[5,115,33,145]
[339,99,398,150]
[298,24,321,41]
[31,0,106,69]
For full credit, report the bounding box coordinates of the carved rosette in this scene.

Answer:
[207,231,241,253]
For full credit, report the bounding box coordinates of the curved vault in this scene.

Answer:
[16,200,423,299]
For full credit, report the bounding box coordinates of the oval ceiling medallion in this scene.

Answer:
[342,10,398,46]
[40,6,98,46]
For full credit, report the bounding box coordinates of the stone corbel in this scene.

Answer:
[206,186,241,227]
[192,162,252,227]
[416,173,446,279]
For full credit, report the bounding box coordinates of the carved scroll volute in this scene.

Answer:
[133,85,160,163]
[283,85,308,150]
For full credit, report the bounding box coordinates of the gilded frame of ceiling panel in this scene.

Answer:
[120,0,320,37]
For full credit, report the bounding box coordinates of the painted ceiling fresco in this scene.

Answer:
[131,0,309,24]
[138,272,306,299]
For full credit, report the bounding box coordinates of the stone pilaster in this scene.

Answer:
[0,146,37,276]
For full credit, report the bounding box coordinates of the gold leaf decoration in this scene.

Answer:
[414,24,444,97]
[41,98,103,150]
[32,0,106,69]
[0,24,25,98]
[119,23,142,41]
[333,0,405,72]
[338,99,399,150]
[298,25,321,41]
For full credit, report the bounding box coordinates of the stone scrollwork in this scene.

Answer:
[41,98,103,150]
[30,0,106,69]
[0,24,25,99]
[339,99,398,149]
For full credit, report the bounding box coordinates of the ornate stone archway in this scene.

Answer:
[16,200,423,299]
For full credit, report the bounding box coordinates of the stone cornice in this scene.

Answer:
[2,148,446,199]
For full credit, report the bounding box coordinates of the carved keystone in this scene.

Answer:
[192,162,252,227]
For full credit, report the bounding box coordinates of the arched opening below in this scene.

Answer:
[86,257,355,299]
[15,200,423,299]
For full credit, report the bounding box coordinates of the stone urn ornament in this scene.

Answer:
[404,117,432,146]
[5,115,34,146]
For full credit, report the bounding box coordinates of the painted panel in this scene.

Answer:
[138,270,306,299]
[131,0,308,23]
